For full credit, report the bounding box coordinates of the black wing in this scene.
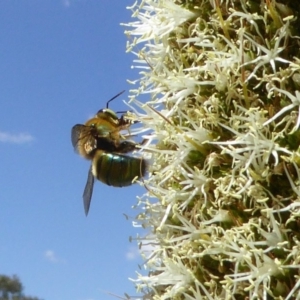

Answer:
[71,124,85,149]
[83,165,94,216]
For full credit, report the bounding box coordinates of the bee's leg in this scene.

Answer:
[119,113,140,127]
[117,140,138,153]
[96,137,119,152]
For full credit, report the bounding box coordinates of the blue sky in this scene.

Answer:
[0,1,147,299]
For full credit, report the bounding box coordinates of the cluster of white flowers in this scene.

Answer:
[123,0,300,299]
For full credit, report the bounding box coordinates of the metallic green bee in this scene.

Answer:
[71,91,146,215]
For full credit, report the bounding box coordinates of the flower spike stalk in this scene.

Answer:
[123,0,300,299]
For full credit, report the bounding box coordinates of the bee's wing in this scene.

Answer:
[71,124,86,149]
[83,165,94,216]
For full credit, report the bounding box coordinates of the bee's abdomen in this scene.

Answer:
[92,151,146,187]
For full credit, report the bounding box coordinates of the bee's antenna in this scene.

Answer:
[106,90,125,108]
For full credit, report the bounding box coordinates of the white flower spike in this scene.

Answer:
[123,0,300,299]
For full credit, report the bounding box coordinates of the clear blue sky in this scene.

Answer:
[0,1,147,299]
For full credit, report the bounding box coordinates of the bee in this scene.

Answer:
[71,91,146,215]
